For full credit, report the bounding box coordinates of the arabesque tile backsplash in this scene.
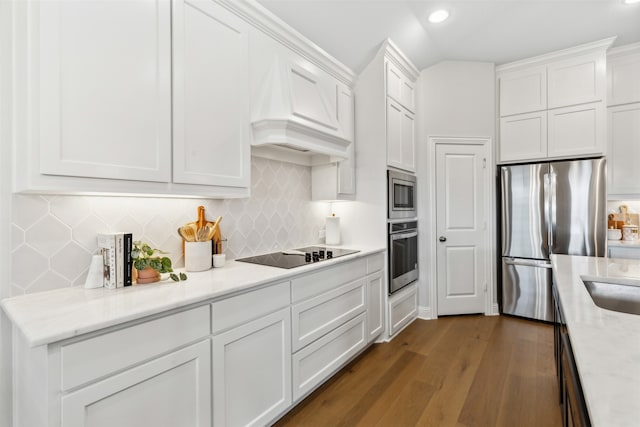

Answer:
[11,157,326,296]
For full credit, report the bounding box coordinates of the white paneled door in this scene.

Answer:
[436,143,489,315]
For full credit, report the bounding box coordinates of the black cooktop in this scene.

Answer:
[236,246,359,269]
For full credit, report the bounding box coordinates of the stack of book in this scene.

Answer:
[97,232,133,289]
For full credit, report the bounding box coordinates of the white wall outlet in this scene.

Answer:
[318,228,326,239]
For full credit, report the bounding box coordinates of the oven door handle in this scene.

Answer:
[390,230,418,240]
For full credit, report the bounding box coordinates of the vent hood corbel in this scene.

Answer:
[250,56,353,166]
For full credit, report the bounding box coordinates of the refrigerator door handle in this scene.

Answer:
[504,258,553,269]
[550,173,557,251]
[544,173,551,250]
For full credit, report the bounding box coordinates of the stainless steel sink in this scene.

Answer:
[582,278,640,315]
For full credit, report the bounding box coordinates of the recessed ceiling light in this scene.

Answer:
[428,9,449,24]
[623,0,640,4]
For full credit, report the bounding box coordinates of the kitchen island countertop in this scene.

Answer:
[551,254,640,427]
[1,246,385,347]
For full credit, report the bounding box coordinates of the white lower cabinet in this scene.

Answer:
[212,308,292,427]
[292,313,367,402]
[388,282,418,337]
[10,253,387,427]
[62,340,211,427]
[608,245,640,260]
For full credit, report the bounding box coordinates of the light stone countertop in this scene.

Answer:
[551,254,640,427]
[1,246,385,348]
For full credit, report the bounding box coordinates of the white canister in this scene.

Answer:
[325,214,341,245]
[184,241,212,271]
[622,225,639,242]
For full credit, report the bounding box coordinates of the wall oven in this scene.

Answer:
[389,220,418,294]
[388,170,416,219]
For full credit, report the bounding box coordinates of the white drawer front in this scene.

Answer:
[211,281,290,334]
[292,278,366,352]
[61,305,210,391]
[366,252,384,274]
[292,313,366,402]
[292,258,366,303]
[389,284,418,336]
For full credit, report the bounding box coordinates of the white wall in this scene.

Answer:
[417,61,496,316]
[1,0,13,423]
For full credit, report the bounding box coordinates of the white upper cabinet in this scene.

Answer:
[37,0,172,183]
[499,65,547,116]
[607,104,640,196]
[547,102,604,158]
[14,0,251,197]
[607,42,640,198]
[386,61,415,112]
[386,98,416,173]
[547,52,606,108]
[499,111,548,162]
[172,0,250,188]
[497,37,614,164]
[607,45,640,106]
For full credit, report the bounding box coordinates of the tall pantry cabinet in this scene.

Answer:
[607,42,640,198]
[497,38,615,163]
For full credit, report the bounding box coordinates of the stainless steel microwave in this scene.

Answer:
[388,170,416,219]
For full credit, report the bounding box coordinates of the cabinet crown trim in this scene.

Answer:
[607,41,640,59]
[219,0,356,86]
[382,38,420,81]
[496,36,616,74]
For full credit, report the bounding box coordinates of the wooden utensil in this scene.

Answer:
[178,225,196,242]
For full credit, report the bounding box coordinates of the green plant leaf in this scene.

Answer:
[170,273,179,282]
[179,272,187,281]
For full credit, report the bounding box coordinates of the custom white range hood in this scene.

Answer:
[249,29,355,166]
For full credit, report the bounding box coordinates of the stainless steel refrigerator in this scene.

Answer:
[500,158,606,321]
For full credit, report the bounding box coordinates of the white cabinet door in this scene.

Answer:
[386,61,414,112]
[61,340,211,427]
[499,111,548,162]
[387,98,415,172]
[38,0,171,182]
[608,52,640,107]
[212,308,292,427]
[548,102,605,158]
[366,271,384,342]
[337,84,355,195]
[172,0,250,188]
[608,103,640,196]
[548,52,605,109]
[499,65,547,116]
[292,313,367,402]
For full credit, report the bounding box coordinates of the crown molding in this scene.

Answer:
[607,41,640,58]
[217,0,356,86]
[496,36,617,74]
[381,38,420,82]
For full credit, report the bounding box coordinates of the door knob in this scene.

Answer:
[439,236,447,242]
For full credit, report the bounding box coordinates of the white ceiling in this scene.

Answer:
[257,0,640,73]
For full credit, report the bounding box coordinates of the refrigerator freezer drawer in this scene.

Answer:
[502,258,553,322]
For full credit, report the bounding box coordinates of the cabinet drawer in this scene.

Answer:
[211,281,290,333]
[291,258,366,303]
[292,313,366,402]
[292,278,366,351]
[61,305,210,391]
[367,252,384,274]
[608,246,640,260]
[389,283,417,336]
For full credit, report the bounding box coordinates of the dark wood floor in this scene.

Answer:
[275,315,561,427]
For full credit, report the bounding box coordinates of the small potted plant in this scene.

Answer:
[132,241,187,284]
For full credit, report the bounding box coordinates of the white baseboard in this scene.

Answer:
[417,306,433,319]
